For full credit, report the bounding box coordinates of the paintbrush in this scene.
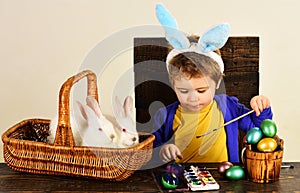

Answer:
[195,110,255,138]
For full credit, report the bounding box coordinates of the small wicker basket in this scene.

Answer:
[2,70,155,181]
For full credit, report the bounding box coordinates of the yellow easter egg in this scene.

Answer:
[257,138,277,152]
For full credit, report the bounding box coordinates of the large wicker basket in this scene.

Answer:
[2,70,155,181]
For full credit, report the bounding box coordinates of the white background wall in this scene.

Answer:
[1,0,299,162]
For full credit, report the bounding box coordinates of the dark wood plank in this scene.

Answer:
[0,163,299,192]
[0,163,157,193]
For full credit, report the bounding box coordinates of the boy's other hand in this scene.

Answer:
[250,95,271,116]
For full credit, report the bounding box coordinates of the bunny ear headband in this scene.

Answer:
[155,3,230,73]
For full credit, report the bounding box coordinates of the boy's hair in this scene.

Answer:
[168,35,224,86]
[168,52,223,85]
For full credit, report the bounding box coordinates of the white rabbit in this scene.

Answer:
[111,96,139,148]
[48,95,138,148]
[79,96,118,147]
[47,96,118,147]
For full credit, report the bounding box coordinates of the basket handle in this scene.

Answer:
[53,70,98,147]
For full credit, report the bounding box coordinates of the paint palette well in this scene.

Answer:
[184,165,220,191]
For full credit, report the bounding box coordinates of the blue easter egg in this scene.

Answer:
[246,127,263,144]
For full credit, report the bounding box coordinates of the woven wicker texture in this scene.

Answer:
[2,70,155,181]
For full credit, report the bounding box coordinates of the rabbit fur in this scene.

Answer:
[110,96,139,148]
[47,95,138,148]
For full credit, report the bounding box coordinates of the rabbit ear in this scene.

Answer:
[155,3,177,29]
[79,103,100,126]
[76,101,88,120]
[156,3,190,50]
[123,96,133,117]
[114,96,125,119]
[86,95,102,119]
[198,23,230,53]
[113,96,135,130]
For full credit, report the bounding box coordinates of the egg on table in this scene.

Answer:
[166,162,184,181]
[217,161,233,176]
[225,165,245,181]
[161,172,179,189]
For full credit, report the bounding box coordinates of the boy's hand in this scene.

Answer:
[159,144,183,163]
[250,95,271,116]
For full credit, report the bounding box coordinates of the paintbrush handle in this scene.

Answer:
[196,110,255,138]
[223,110,255,127]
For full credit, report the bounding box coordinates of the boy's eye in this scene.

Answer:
[197,89,206,93]
[179,90,188,94]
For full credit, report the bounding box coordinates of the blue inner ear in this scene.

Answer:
[156,3,178,29]
[156,3,190,50]
[165,28,190,50]
[198,23,230,52]
[167,37,186,50]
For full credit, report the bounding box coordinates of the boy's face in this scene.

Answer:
[173,75,217,112]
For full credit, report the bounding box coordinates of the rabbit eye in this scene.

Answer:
[132,137,137,142]
[98,128,102,131]
[122,128,127,133]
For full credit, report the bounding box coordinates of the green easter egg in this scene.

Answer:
[225,166,245,181]
[161,173,178,189]
[260,119,277,138]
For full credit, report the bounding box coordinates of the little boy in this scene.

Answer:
[152,3,273,164]
[152,50,272,163]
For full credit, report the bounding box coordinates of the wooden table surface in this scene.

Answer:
[0,162,299,193]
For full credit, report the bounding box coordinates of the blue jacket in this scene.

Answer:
[152,94,273,163]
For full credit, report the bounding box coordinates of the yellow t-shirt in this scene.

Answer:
[173,101,228,163]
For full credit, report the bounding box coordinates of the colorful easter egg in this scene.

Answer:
[161,173,179,189]
[225,166,245,180]
[257,137,278,152]
[260,119,277,138]
[246,127,263,144]
[217,161,233,176]
[166,162,184,181]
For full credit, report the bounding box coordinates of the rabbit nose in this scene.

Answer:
[110,134,115,140]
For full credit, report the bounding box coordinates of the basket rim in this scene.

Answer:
[2,118,155,152]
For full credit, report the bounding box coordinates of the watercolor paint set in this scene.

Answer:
[184,165,220,191]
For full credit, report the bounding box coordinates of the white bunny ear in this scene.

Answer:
[78,103,99,126]
[113,96,125,119]
[123,96,133,117]
[113,96,135,130]
[76,101,88,120]
[86,95,102,119]
[198,23,230,53]
[156,3,190,50]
